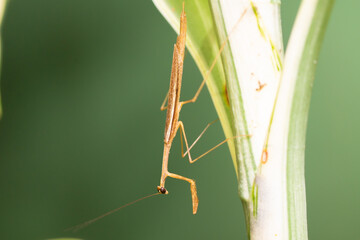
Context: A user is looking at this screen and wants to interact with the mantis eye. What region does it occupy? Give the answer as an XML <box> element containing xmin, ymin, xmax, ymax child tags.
<box><xmin>157</xmin><ymin>186</ymin><xmax>167</xmax><ymax>194</ymax></box>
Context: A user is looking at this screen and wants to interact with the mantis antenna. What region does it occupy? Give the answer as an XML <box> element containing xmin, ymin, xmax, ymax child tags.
<box><xmin>65</xmin><ymin>192</ymin><xmax>160</xmax><ymax>232</ymax></box>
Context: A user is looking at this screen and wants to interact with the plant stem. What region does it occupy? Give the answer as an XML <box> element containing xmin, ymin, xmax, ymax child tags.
<box><xmin>153</xmin><ymin>0</ymin><xmax>334</xmax><ymax>239</ymax></box>
<box><xmin>282</xmin><ymin>0</ymin><xmax>334</xmax><ymax>239</ymax></box>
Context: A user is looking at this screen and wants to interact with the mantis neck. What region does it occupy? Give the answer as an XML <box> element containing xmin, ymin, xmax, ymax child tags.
<box><xmin>160</xmin><ymin>143</ymin><xmax>171</xmax><ymax>187</ymax></box>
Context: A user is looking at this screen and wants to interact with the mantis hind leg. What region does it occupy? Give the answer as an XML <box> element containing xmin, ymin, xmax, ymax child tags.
<box><xmin>178</xmin><ymin>120</ymin><xmax>217</xmax><ymax>162</ymax></box>
<box><xmin>178</xmin><ymin>119</ymin><xmax>250</xmax><ymax>164</ymax></box>
<box><xmin>179</xmin><ymin>119</ymin><xmax>219</xmax><ymax>160</ymax></box>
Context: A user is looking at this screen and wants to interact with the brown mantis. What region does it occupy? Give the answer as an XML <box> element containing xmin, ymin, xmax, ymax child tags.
<box><xmin>66</xmin><ymin>3</ymin><xmax>248</xmax><ymax>231</ymax></box>
<box><xmin>156</xmin><ymin>3</ymin><xmax>249</xmax><ymax>214</ymax></box>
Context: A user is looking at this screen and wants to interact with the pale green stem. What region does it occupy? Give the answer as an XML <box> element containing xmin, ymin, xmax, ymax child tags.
<box><xmin>283</xmin><ymin>0</ymin><xmax>334</xmax><ymax>239</ymax></box>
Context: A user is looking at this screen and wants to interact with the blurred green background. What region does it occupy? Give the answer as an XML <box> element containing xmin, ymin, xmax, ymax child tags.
<box><xmin>0</xmin><ymin>0</ymin><xmax>358</xmax><ymax>239</ymax></box>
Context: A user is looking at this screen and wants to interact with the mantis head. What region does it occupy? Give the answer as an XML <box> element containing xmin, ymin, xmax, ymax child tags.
<box><xmin>157</xmin><ymin>186</ymin><xmax>168</xmax><ymax>194</ymax></box>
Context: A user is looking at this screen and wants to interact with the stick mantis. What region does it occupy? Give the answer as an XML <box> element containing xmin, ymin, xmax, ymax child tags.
<box><xmin>156</xmin><ymin>3</ymin><xmax>249</xmax><ymax>214</ymax></box>
<box><xmin>66</xmin><ymin>4</ymin><xmax>248</xmax><ymax>231</ymax></box>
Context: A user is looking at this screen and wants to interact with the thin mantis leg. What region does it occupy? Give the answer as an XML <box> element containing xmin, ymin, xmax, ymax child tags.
<box><xmin>181</xmin><ymin>8</ymin><xmax>249</xmax><ymax>106</ymax></box>
<box><xmin>179</xmin><ymin>119</ymin><xmax>219</xmax><ymax>158</ymax></box>
<box><xmin>179</xmin><ymin>69</ymin><xmax>212</xmax><ymax>106</ymax></box>
<box><xmin>178</xmin><ymin>120</ymin><xmax>251</xmax><ymax>164</ymax></box>
<box><xmin>183</xmin><ymin>119</ymin><xmax>220</xmax><ymax>157</ymax></box>
<box><xmin>179</xmin><ymin>29</ymin><xmax>231</xmax><ymax>106</ymax></box>
<box><xmin>165</xmin><ymin>172</ymin><xmax>198</xmax><ymax>214</ymax></box>
<box><xmin>177</xmin><ymin>121</ymin><xmax>192</xmax><ymax>161</ymax></box>
<box><xmin>160</xmin><ymin>90</ymin><xmax>169</xmax><ymax>111</ymax></box>
<box><xmin>186</xmin><ymin>135</ymin><xmax>249</xmax><ymax>164</ymax></box>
